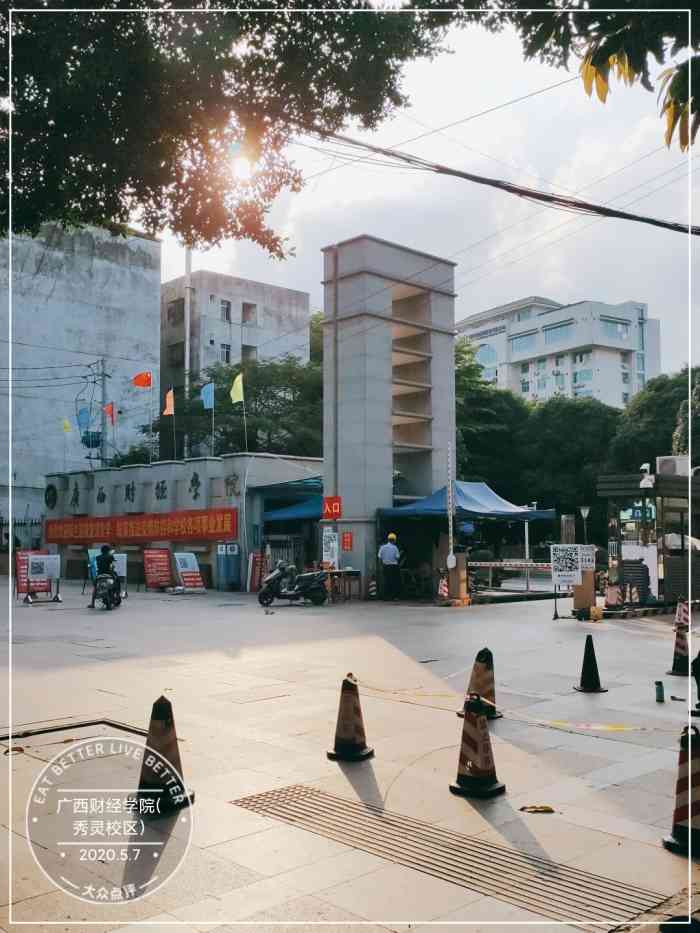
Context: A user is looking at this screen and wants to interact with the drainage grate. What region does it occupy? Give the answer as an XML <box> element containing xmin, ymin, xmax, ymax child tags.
<box><xmin>233</xmin><ymin>784</ymin><xmax>666</xmax><ymax>928</ymax></box>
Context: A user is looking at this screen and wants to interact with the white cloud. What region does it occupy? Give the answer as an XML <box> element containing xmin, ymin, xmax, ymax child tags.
<box><xmin>161</xmin><ymin>21</ymin><xmax>695</xmax><ymax>374</ymax></box>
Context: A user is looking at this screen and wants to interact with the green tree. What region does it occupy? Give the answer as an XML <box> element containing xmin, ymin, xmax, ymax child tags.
<box><xmin>309</xmin><ymin>312</ymin><xmax>324</xmax><ymax>366</ymax></box>
<box><xmin>154</xmin><ymin>355</ymin><xmax>323</xmax><ymax>460</ymax></box>
<box><xmin>608</xmin><ymin>368</ymin><xmax>696</xmax><ymax>471</ymax></box>
<box><xmin>518</xmin><ymin>395</ymin><xmax>620</xmax><ymax>544</ymax></box>
<box><xmin>2</xmin><ymin>6</ymin><xmax>452</xmax><ymax>247</ymax></box>
<box><xmin>671</xmin><ymin>371</ymin><xmax>700</xmax><ymax>465</ymax></box>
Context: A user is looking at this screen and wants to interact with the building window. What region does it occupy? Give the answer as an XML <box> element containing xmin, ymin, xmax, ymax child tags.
<box><xmin>637</xmin><ymin>352</ymin><xmax>645</xmax><ymax>371</ymax></box>
<box><xmin>220</xmin><ymin>300</ymin><xmax>232</xmax><ymax>322</ymax></box>
<box><xmin>573</xmin><ymin>369</ymin><xmax>593</xmax><ymax>384</ymax></box>
<box><xmin>521</xmin><ymin>380</ymin><xmax>530</xmax><ymax>394</ymax></box>
<box><xmin>544</xmin><ymin>321</ymin><xmax>574</xmax><ymax>345</ymax></box>
<box><xmin>554</xmin><ymin>373</ymin><xmax>565</xmax><ymax>389</ymax></box>
<box><xmin>573</xmin><ymin>386</ymin><xmax>593</xmax><ymax>398</ymax></box>
<box><xmin>209</xmin><ymin>294</ymin><xmax>216</xmax><ymax>304</ymax></box>
<box><xmin>220</xmin><ymin>343</ymin><xmax>231</xmax><ymax>363</ymax></box>
<box><xmin>536</xmin><ymin>358</ymin><xmax>546</xmax><ymax>371</ymax></box>
<box><xmin>622</xmin><ymin>392</ymin><xmax>630</xmax><ymax>405</ymax></box>
<box><xmin>621</xmin><ymin>371</ymin><xmax>630</xmax><ymax>384</ymax></box>
<box><xmin>167</xmin><ymin>342</ymin><xmax>184</xmax><ymax>366</ymax></box>
<box><xmin>554</xmin><ymin>355</ymin><xmax>564</xmax><ymax>367</ymax></box>
<box><xmin>537</xmin><ymin>376</ymin><xmax>548</xmax><ymax>391</ymax></box>
<box><xmin>242</xmin><ymin>302</ymin><xmax>258</xmax><ymax>325</ymax></box>
<box><xmin>166</xmin><ymin>299</ymin><xmax>184</xmax><ymax>326</ymax></box>
<box><xmin>516</xmin><ymin>309</ymin><xmax>531</xmax><ymax>322</ymax></box>
<box><xmin>476</xmin><ymin>344</ymin><xmax>497</xmax><ymax>366</ymax></box>
<box><xmin>601</xmin><ymin>317</ymin><xmax>631</xmax><ymax>340</ymax></box>
<box><xmin>482</xmin><ymin>367</ymin><xmax>497</xmax><ymax>383</ymax></box>
<box><xmin>520</xmin><ymin>362</ymin><xmax>529</xmax><ymax>374</ymax></box>
<box><xmin>242</xmin><ymin>345</ymin><xmax>257</xmax><ymax>363</ymax></box>
<box><xmin>510</xmin><ymin>333</ymin><xmax>536</xmax><ymax>354</ymax></box>
<box><xmin>573</xmin><ymin>351</ymin><xmax>590</xmax><ymax>365</ymax></box>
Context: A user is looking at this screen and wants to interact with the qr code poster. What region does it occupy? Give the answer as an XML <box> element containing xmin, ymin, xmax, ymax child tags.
<box><xmin>580</xmin><ymin>545</ymin><xmax>596</xmax><ymax>571</ymax></box>
<box><xmin>28</xmin><ymin>554</ymin><xmax>60</xmax><ymax>580</ymax></box>
<box><xmin>550</xmin><ymin>545</ymin><xmax>582</xmax><ymax>586</ymax></box>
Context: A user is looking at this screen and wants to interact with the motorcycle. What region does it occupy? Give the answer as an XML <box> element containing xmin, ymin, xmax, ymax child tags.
<box><xmin>258</xmin><ymin>560</ymin><xmax>328</xmax><ymax>607</ymax></box>
<box><xmin>95</xmin><ymin>573</ymin><xmax>122</xmax><ymax>610</ymax></box>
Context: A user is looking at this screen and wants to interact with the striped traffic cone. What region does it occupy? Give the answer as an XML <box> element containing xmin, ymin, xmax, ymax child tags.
<box><xmin>663</xmin><ymin>726</ymin><xmax>700</xmax><ymax>855</ymax></box>
<box><xmin>457</xmin><ymin>648</ymin><xmax>502</xmax><ymax>720</ymax></box>
<box><xmin>450</xmin><ymin>694</ymin><xmax>505</xmax><ymax>799</ymax></box>
<box><xmin>668</xmin><ymin>608</ymin><xmax>690</xmax><ymax>677</ymax></box>
<box><xmin>367</xmin><ymin>576</ymin><xmax>377</xmax><ymax>600</ymax></box>
<box><xmin>327</xmin><ymin>673</ymin><xmax>374</xmax><ymax>762</ymax></box>
<box><xmin>138</xmin><ymin>695</ymin><xmax>194</xmax><ymax>818</ymax></box>
<box><xmin>437</xmin><ymin>575</ymin><xmax>449</xmax><ymax>602</ymax></box>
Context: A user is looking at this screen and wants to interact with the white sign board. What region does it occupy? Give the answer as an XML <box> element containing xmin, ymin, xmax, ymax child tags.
<box><xmin>579</xmin><ymin>545</ymin><xmax>596</xmax><ymax>571</ymax></box>
<box><xmin>322</xmin><ymin>528</ymin><xmax>339</xmax><ymax>568</ymax></box>
<box><xmin>28</xmin><ymin>554</ymin><xmax>61</xmax><ymax>581</ymax></box>
<box><xmin>113</xmin><ymin>553</ymin><xmax>127</xmax><ymax>578</ymax></box>
<box><xmin>550</xmin><ymin>544</ymin><xmax>582</xmax><ymax>586</ymax></box>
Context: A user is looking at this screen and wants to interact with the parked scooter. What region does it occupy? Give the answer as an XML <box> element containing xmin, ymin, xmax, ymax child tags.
<box><xmin>258</xmin><ymin>560</ymin><xmax>328</xmax><ymax>607</ymax></box>
<box><xmin>94</xmin><ymin>573</ymin><xmax>122</xmax><ymax>610</ymax></box>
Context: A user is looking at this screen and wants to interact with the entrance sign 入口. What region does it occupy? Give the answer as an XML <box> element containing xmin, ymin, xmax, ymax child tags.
<box><xmin>550</xmin><ymin>544</ymin><xmax>583</xmax><ymax>586</ymax></box>
<box><xmin>323</xmin><ymin>496</ymin><xmax>342</xmax><ymax>520</ymax></box>
<box><xmin>143</xmin><ymin>548</ymin><xmax>173</xmax><ymax>589</ymax></box>
<box><xmin>322</xmin><ymin>527</ymin><xmax>339</xmax><ymax>568</ymax></box>
<box><xmin>174</xmin><ymin>552</ymin><xmax>205</xmax><ymax>590</ymax></box>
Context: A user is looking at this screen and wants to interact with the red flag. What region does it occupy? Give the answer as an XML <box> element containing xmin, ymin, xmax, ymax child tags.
<box><xmin>132</xmin><ymin>371</ymin><xmax>152</xmax><ymax>388</ymax></box>
<box><xmin>103</xmin><ymin>402</ymin><xmax>116</xmax><ymax>425</ymax></box>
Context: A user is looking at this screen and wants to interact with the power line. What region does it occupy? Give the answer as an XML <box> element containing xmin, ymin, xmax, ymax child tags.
<box><xmin>301</xmin><ymin>76</ymin><xmax>579</xmax><ymax>183</ymax></box>
<box><xmin>315</xmin><ymin>129</ymin><xmax>698</xmax><ymax>237</ymax></box>
<box><xmin>0</xmin><ymin>362</ymin><xmax>92</xmax><ymax>371</ymax></box>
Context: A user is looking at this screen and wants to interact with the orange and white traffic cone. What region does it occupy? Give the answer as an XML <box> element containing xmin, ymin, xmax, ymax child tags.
<box><xmin>457</xmin><ymin>648</ymin><xmax>502</xmax><ymax>720</ymax></box>
<box><xmin>368</xmin><ymin>577</ymin><xmax>377</xmax><ymax>600</ymax></box>
<box><xmin>605</xmin><ymin>583</ymin><xmax>622</xmax><ymax>609</ymax></box>
<box><xmin>450</xmin><ymin>694</ymin><xmax>505</xmax><ymax>799</ymax></box>
<box><xmin>668</xmin><ymin>610</ymin><xmax>690</xmax><ymax>677</ymax></box>
<box><xmin>437</xmin><ymin>575</ymin><xmax>449</xmax><ymax>602</ymax></box>
<box><xmin>663</xmin><ymin>726</ymin><xmax>700</xmax><ymax>855</ymax></box>
<box><xmin>327</xmin><ymin>673</ymin><xmax>374</xmax><ymax>762</ymax></box>
<box><xmin>138</xmin><ymin>695</ymin><xmax>194</xmax><ymax>818</ymax></box>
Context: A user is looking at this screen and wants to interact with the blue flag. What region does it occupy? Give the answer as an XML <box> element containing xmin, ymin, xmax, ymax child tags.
<box><xmin>200</xmin><ymin>382</ymin><xmax>214</xmax><ymax>410</ymax></box>
<box><xmin>76</xmin><ymin>407</ymin><xmax>90</xmax><ymax>431</ymax></box>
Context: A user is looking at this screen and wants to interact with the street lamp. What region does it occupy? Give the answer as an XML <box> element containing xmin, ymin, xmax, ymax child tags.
<box><xmin>579</xmin><ymin>505</ymin><xmax>590</xmax><ymax>545</ymax></box>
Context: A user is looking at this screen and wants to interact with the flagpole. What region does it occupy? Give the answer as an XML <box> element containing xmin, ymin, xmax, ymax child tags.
<box><xmin>241</xmin><ymin>395</ymin><xmax>249</xmax><ymax>453</ymax></box>
<box><xmin>149</xmin><ymin>381</ymin><xmax>154</xmax><ymax>463</ymax></box>
<box><xmin>171</xmin><ymin>386</ymin><xmax>177</xmax><ymax>459</ymax></box>
<box><xmin>211</xmin><ymin>402</ymin><xmax>215</xmax><ymax>456</ymax></box>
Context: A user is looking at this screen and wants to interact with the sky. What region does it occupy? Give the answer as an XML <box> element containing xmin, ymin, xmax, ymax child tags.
<box><xmin>161</xmin><ymin>22</ymin><xmax>697</xmax><ymax>376</ymax></box>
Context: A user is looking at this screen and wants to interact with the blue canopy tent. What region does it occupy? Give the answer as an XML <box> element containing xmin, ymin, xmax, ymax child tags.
<box><xmin>263</xmin><ymin>495</ymin><xmax>323</xmax><ymax>522</ymax></box>
<box><xmin>379</xmin><ymin>482</ymin><xmax>555</xmax><ymax>522</ymax></box>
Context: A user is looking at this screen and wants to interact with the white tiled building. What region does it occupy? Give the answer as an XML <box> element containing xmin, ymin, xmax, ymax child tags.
<box><xmin>456</xmin><ymin>296</ymin><xmax>660</xmax><ymax>408</ymax></box>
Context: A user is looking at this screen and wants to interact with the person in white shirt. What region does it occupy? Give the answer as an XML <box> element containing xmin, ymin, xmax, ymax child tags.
<box><xmin>378</xmin><ymin>533</ymin><xmax>401</xmax><ymax>601</ymax></box>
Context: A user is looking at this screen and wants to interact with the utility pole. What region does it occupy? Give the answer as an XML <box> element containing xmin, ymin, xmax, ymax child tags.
<box><xmin>183</xmin><ymin>245</ymin><xmax>192</xmax><ymax>459</ymax></box>
<box><xmin>99</xmin><ymin>358</ymin><xmax>107</xmax><ymax>467</ymax></box>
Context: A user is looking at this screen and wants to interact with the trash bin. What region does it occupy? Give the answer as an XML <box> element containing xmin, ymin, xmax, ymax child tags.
<box><xmin>216</xmin><ymin>542</ymin><xmax>241</xmax><ymax>591</ymax></box>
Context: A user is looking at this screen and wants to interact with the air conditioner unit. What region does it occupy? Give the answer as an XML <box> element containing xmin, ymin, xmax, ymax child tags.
<box><xmin>656</xmin><ymin>455</ymin><xmax>690</xmax><ymax>477</ymax></box>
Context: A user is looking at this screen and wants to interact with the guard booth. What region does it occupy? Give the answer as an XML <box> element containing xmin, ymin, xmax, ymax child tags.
<box><xmin>597</xmin><ymin>458</ymin><xmax>700</xmax><ymax>603</ymax></box>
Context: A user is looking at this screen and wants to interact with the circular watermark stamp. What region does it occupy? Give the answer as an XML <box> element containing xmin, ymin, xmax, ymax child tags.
<box><xmin>26</xmin><ymin>735</ymin><xmax>193</xmax><ymax>904</ymax></box>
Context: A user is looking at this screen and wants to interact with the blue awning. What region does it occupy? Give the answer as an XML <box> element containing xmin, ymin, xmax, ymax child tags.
<box><xmin>263</xmin><ymin>495</ymin><xmax>322</xmax><ymax>522</ymax></box>
<box><xmin>379</xmin><ymin>482</ymin><xmax>555</xmax><ymax>522</ymax></box>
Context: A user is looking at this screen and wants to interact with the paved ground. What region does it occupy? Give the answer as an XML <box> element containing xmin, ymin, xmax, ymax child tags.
<box><xmin>0</xmin><ymin>580</ymin><xmax>697</xmax><ymax>931</ymax></box>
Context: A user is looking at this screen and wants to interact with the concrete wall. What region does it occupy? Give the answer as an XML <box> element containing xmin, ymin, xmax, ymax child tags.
<box><xmin>0</xmin><ymin>224</ymin><xmax>161</xmax><ymax>523</ymax></box>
